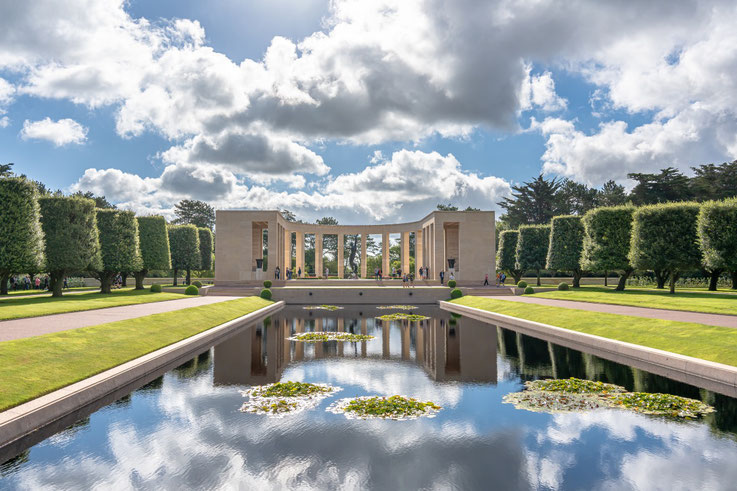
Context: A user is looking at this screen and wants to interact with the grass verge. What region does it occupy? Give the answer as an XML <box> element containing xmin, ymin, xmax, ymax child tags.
<box><xmin>451</xmin><ymin>296</ymin><xmax>737</xmax><ymax>367</ymax></box>
<box><xmin>0</xmin><ymin>296</ymin><xmax>272</xmax><ymax>411</ymax></box>
<box><xmin>1</xmin><ymin>286</ymin><xmax>100</xmax><ymax>298</ymax></box>
<box><xmin>0</xmin><ymin>289</ymin><xmax>187</xmax><ymax>321</ymax></box>
<box><xmin>531</xmin><ymin>286</ymin><xmax>737</xmax><ymax>315</ymax></box>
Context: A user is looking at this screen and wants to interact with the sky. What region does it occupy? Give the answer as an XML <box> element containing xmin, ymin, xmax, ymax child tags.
<box><xmin>1</xmin><ymin>0</ymin><xmax>736</xmax><ymax>224</ymax></box>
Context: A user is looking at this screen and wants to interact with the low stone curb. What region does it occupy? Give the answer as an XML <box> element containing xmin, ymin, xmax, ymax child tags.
<box><xmin>440</xmin><ymin>300</ymin><xmax>737</xmax><ymax>398</ymax></box>
<box><xmin>0</xmin><ymin>301</ymin><xmax>284</xmax><ymax>451</ymax></box>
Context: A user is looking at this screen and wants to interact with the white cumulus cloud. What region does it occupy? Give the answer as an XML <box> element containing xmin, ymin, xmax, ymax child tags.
<box><xmin>20</xmin><ymin>117</ymin><xmax>88</xmax><ymax>146</ymax></box>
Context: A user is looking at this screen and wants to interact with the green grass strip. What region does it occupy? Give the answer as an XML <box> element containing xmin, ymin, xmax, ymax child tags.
<box><xmin>0</xmin><ymin>296</ymin><xmax>272</xmax><ymax>411</ymax></box>
<box><xmin>1</xmin><ymin>286</ymin><xmax>100</xmax><ymax>298</ymax></box>
<box><xmin>451</xmin><ymin>296</ymin><xmax>737</xmax><ymax>367</ymax></box>
<box><xmin>532</xmin><ymin>286</ymin><xmax>737</xmax><ymax>315</ymax></box>
<box><xmin>0</xmin><ymin>289</ymin><xmax>188</xmax><ymax>321</ymax></box>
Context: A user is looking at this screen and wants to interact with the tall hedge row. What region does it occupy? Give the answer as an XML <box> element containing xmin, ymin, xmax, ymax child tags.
<box><xmin>0</xmin><ymin>178</ymin><xmax>45</xmax><ymax>294</ymax></box>
<box><xmin>581</xmin><ymin>205</ymin><xmax>634</xmax><ymax>291</ymax></box>
<box><xmin>629</xmin><ymin>202</ymin><xmax>701</xmax><ymax>293</ymax></box>
<box><xmin>39</xmin><ymin>196</ymin><xmax>102</xmax><ymax>297</ymax></box>
<box><xmin>546</xmin><ymin>215</ymin><xmax>584</xmax><ymax>287</ymax></box>
<box><xmin>168</xmin><ymin>224</ymin><xmax>200</xmax><ymax>285</ymax></box>
<box><xmin>198</xmin><ymin>227</ymin><xmax>213</xmax><ymax>271</ymax></box>
<box><xmin>94</xmin><ymin>209</ymin><xmax>143</xmax><ymax>293</ymax></box>
<box><xmin>516</xmin><ymin>224</ymin><xmax>550</xmax><ymax>286</ymax></box>
<box><xmin>135</xmin><ymin>216</ymin><xmax>172</xmax><ymax>289</ymax></box>
<box><xmin>698</xmin><ymin>199</ymin><xmax>737</xmax><ymax>290</ymax></box>
<box><xmin>497</xmin><ymin>230</ymin><xmax>524</xmax><ymax>282</ymax></box>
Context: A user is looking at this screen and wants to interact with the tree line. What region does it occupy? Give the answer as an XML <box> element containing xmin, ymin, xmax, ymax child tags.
<box><xmin>0</xmin><ymin>172</ymin><xmax>215</xmax><ymax>296</ymax></box>
<box><xmin>497</xmin><ymin>199</ymin><xmax>737</xmax><ymax>293</ymax></box>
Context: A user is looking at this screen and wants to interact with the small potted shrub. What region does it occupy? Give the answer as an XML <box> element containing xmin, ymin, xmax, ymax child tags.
<box><xmin>517</xmin><ymin>280</ymin><xmax>528</xmax><ymax>289</ymax></box>
<box><xmin>447</xmin><ymin>279</ymin><xmax>457</xmax><ymax>288</ymax></box>
<box><xmin>264</xmin><ymin>280</ymin><xmax>272</xmax><ymax>288</ymax></box>
<box><xmin>523</xmin><ymin>286</ymin><xmax>534</xmax><ymax>294</ymax></box>
<box><xmin>557</xmin><ymin>282</ymin><xmax>569</xmax><ymax>291</ymax></box>
<box><xmin>450</xmin><ymin>288</ymin><xmax>463</xmax><ymax>299</ymax></box>
<box><xmin>150</xmin><ymin>283</ymin><xmax>162</xmax><ymax>293</ymax></box>
<box><xmin>185</xmin><ymin>285</ymin><xmax>199</xmax><ymax>295</ymax></box>
<box><xmin>193</xmin><ymin>280</ymin><xmax>203</xmax><ymax>288</ymax></box>
<box><xmin>260</xmin><ymin>288</ymin><xmax>272</xmax><ymax>300</ymax></box>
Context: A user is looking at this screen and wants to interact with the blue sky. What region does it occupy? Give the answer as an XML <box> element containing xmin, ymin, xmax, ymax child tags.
<box><xmin>1</xmin><ymin>0</ymin><xmax>735</xmax><ymax>223</ymax></box>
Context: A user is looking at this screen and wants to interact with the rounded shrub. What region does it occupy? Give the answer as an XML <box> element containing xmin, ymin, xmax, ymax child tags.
<box><xmin>557</xmin><ymin>282</ymin><xmax>569</xmax><ymax>291</ymax></box>
<box><xmin>185</xmin><ymin>285</ymin><xmax>199</xmax><ymax>295</ymax></box>
<box><xmin>264</xmin><ymin>280</ymin><xmax>272</xmax><ymax>288</ymax></box>
<box><xmin>260</xmin><ymin>288</ymin><xmax>273</xmax><ymax>300</ymax></box>
<box><xmin>524</xmin><ymin>286</ymin><xmax>534</xmax><ymax>294</ymax></box>
<box><xmin>193</xmin><ymin>280</ymin><xmax>203</xmax><ymax>288</ymax></box>
<box><xmin>450</xmin><ymin>288</ymin><xmax>463</xmax><ymax>299</ymax></box>
<box><xmin>150</xmin><ymin>283</ymin><xmax>162</xmax><ymax>293</ymax></box>
<box><xmin>447</xmin><ymin>279</ymin><xmax>457</xmax><ymax>288</ymax></box>
<box><xmin>517</xmin><ymin>280</ymin><xmax>528</xmax><ymax>289</ymax></box>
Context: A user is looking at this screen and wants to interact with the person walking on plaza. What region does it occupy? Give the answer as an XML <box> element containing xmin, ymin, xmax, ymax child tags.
<box><xmin>298</xmin><ymin>267</ymin><xmax>302</xmax><ymax>278</ymax></box>
<box><xmin>500</xmin><ymin>272</ymin><xmax>506</xmax><ymax>286</ymax></box>
<box><xmin>34</xmin><ymin>276</ymin><xmax>40</xmax><ymax>289</ymax></box>
<box><xmin>484</xmin><ymin>273</ymin><xmax>489</xmax><ymax>286</ymax></box>
<box><xmin>409</xmin><ymin>272</ymin><xmax>414</xmax><ymax>288</ymax></box>
<box><xmin>439</xmin><ymin>271</ymin><xmax>445</xmax><ymax>285</ymax></box>
<box><xmin>275</xmin><ymin>266</ymin><xmax>280</xmax><ymax>280</ymax></box>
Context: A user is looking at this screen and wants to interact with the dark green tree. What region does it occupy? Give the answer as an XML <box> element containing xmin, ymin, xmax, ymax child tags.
<box><xmin>0</xmin><ymin>163</ymin><xmax>14</xmax><ymax>177</ymax></box>
<box><xmin>629</xmin><ymin>202</ymin><xmax>701</xmax><ymax>294</ymax></box>
<box><xmin>198</xmin><ymin>227</ymin><xmax>214</xmax><ymax>271</ymax></box>
<box><xmin>581</xmin><ymin>206</ymin><xmax>635</xmax><ymax>291</ymax></box>
<box><xmin>546</xmin><ymin>215</ymin><xmax>585</xmax><ymax>287</ymax></box>
<box><xmin>0</xmin><ymin>178</ymin><xmax>45</xmax><ymax>294</ymax></box>
<box><xmin>134</xmin><ymin>216</ymin><xmax>172</xmax><ymax>290</ymax></box>
<box><xmin>498</xmin><ymin>175</ymin><xmax>566</xmax><ymax>228</ymax></box>
<box><xmin>39</xmin><ymin>196</ymin><xmax>102</xmax><ymax>297</ymax></box>
<box><xmin>598</xmin><ymin>180</ymin><xmax>628</xmax><ymax>207</ymax></box>
<box><xmin>173</xmin><ymin>199</ymin><xmax>215</xmax><ymax>230</ymax></box>
<box><xmin>93</xmin><ymin>210</ymin><xmax>143</xmax><ymax>293</ymax></box>
<box><xmin>690</xmin><ymin>161</ymin><xmax>737</xmax><ymax>201</ymax></box>
<box><xmin>168</xmin><ymin>224</ymin><xmax>201</xmax><ymax>285</ymax></box>
<box><xmin>698</xmin><ymin>199</ymin><xmax>737</xmax><ymax>290</ymax></box>
<box><xmin>437</xmin><ymin>203</ymin><xmax>458</xmax><ymax>211</ymax></box>
<box><xmin>559</xmin><ymin>180</ymin><xmax>599</xmax><ymax>216</ymax></box>
<box><xmin>497</xmin><ymin>230</ymin><xmax>524</xmax><ymax>283</ymax></box>
<box><xmin>515</xmin><ymin>224</ymin><xmax>551</xmax><ymax>286</ymax></box>
<box><xmin>627</xmin><ymin>167</ymin><xmax>692</xmax><ymax>205</ymax></box>
<box><xmin>71</xmin><ymin>191</ymin><xmax>116</xmax><ymax>209</ymax></box>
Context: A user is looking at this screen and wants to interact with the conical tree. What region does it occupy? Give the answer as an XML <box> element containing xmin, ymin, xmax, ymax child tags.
<box><xmin>168</xmin><ymin>224</ymin><xmax>200</xmax><ymax>286</ymax></box>
<box><xmin>0</xmin><ymin>178</ymin><xmax>45</xmax><ymax>294</ymax></box>
<box><xmin>93</xmin><ymin>209</ymin><xmax>143</xmax><ymax>293</ymax></box>
<box><xmin>134</xmin><ymin>216</ymin><xmax>171</xmax><ymax>290</ymax></box>
<box><xmin>39</xmin><ymin>196</ymin><xmax>102</xmax><ymax>297</ymax></box>
<box><xmin>546</xmin><ymin>215</ymin><xmax>585</xmax><ymax>288</ymax></box>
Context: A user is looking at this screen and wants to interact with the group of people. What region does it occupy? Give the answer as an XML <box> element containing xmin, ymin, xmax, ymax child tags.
<box><xmin>7</xmin><ymin>275</ymin><xmax>70</xmax><ymax>291</ymax></box>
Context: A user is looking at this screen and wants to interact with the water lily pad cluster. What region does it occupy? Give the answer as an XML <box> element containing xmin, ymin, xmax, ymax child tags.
<box><xmin>288</xmin><ymin>331</ymin><xmax>375</xmax><ymax>342</ymax></box>
<box><xmin>327</xmin><ymin>395</ymin><xmax>442</xmax><ymax>420</ymax></box>
<box><xmin>376</xmin><ymin>305</ymin><xmax>419</xmax><ymax>310</ymax></box>
<box><xmin>240</xmin><ymin>382</ymin><xmax>341</xmax><ymax>417</ymax></box>
<box><xmin>376</xmin><ymin>313</ymin><xmax>430</xmax><ymax>322</ymax></box>
<box><xmin>303</xmin><ymin>305</ymin><xmax>343</xmax><ymax>311</ymax></box>
<box><xmin>503</xmin><ymin>377</ymin><xmax>715</xmax><ymax>419</ymax></box>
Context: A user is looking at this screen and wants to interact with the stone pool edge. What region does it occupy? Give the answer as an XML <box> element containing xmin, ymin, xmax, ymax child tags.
<box><xmin>0</xmin><ymin>300</ymin><xmax>285</xmax><ymax>450</ymax></box>
<box><xmin>440</xmin><ymin>300</ymin><xmax>737</xmax><ymax>398</ymax></box>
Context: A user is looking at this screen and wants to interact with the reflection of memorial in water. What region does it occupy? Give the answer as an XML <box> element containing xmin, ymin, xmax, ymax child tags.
<box><xmin>213</xmin><ymin>308</ymin><xmax>498</xmax><ymax>385</ymax></box>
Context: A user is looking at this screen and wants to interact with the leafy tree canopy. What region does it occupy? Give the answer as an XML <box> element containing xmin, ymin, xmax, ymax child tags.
<box><xmin>173</xmin><ymin>199</ymin><xmax>215</xmax><ymax>230</ymax></box>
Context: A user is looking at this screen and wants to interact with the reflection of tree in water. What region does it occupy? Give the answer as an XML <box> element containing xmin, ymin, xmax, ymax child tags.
<box><xmin>172</xmin><ymin>350</ymin><xmax>212</xmax><ymax>379</ymax></box>
<box><xmin>0</xmin><ymin>450</ymin><xmax>30</xmax><ymax>476</ymax></box>
<box><xmin>496</xmin><ymin>326</ymin><xmax>737</xmax><ymax>434</ymax></box>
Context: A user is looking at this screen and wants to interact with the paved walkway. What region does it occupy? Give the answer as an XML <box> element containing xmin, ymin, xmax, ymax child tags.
<box><xmin>0</xmin><ymin>296</ymin><xmax>234</xmax><ymax>342</ymax></box>
<box><xmin>492</xmin><ymin>296</ymin><xmax>737</xmax><ymax>329</ymax></box>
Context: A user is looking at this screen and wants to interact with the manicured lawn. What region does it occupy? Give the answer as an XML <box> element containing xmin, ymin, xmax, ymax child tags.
<box><xmin>531</xmin><ymin>286</ymin><xmax>737</xmax><ymax>315</ymax></box>
<box><xmin>451</xmin><ymin>296</ymin><xmax>737</xmax><ymax>367</ymax></box>
<box><xmin>0</xmin><ymin>289</ymin><xmax>187</xmax><ymax>321</ymax></box>
<box><xmin>0</xmin><ymin>296</ymin><xmax>272</xmax><ymax>411</ymax></box>
<box><xmin>1</xmin><ymin>286</ymin><xmax>100</xmax><ymax>297</ymax></box>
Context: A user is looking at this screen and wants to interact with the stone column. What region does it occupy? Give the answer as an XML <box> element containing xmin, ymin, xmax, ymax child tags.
<box><xmin>415</xmin><ymin>229</ymin><xmax>423</xmax><ymax>279</ymax></box>
<box><xmin>434</xmin><ymin>223</ymin><xmax>444</xmax><ymax>282</ymax></box>
<box><xmin>296</xmin><ymin>231</ymin><xmax>305</xmax><ymax>277</ymax></box>
<box><xmin>401</xmin><ymin>231</ymin><xmax>410</xmax><ymax>275</ymax></box>
<box><xmin>295</xmin><ymin>318</ymin><xmax>304</xmax><ymax>360</ymax></box>
<box><xmin>315</xmin><ymin>232</ymin><xmax>323</xmax><ymax>278</ymax></box>
<box><xmin>314</xmin><ymin>318</ymin><xmax>324</xmax><ymax>358</ymax></box>
<box><xmin>382</xmin><ymin>322</ymin><xmax>390</xmax><ymax>358</ymax></box>
<box><xmin>382</xmin><ymin>232</ymin><xmax>390</xmax><ymax>276</ymax></box>
<box><xmin>283</xmin><ymin>228</ymin><xmax>291</xmax><ymax>276</ymax></box>
<box><xmin>360</xmin><ymin>234</ymin><xmax>368</xmax><ymax>278</ymax></box>
<box><xmin>337</xmin><ymin>233</ymin><xmax>344</xmax><ymax>278</ymax></box>
<box><xmin>267</xmin><ymin>221</ymin><xmax>278</xmax><ymax>277</ymax></box>
<box><xmin>337</xmin><ymin>318</ymin><xmax>344</xmax><ymax>356</ymax></box>
<box><xmin>252</xmin><ymin>223</ymin><xmax>262</xmax><ymax>271</ymax></box>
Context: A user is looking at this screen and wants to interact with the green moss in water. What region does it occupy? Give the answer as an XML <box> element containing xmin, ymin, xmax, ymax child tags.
<box><xmin>248</xmin><ymin>381</ymin><xmax>332</xmax><ymax>398</ymax></box>
<box><xmin>329</xmin><ymin>395</ymin><xmax>442</xmax><ymax>420</ymax></box>
<box><xmin>376</xmin><ymin>305</ymin><xmax>419</xmax><ymax>310</ymax></box>
<box><xmin>303</xmin><ymin>305</ymin><xmax>343</xmax><ymax>311</ymax></box>
<box><xmin>289</xmin><ymin>331</ymin><xmax>375</xmax><ymax>342</ymax></box>
<box><xmin>376</xmin><ymin>313</ymin><xmax>430</xmax><ymax>321</ymax></box>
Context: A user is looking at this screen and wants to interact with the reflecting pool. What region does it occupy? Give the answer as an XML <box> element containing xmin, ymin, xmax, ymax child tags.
<box><xmin>2</xmin><ymin>305</ymin><xmax>737</xmax><ymax>489</ymax></box>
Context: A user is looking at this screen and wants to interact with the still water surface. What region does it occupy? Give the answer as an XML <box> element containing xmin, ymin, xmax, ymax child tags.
<box><xmin>2</xmin><ymin>305</ymin><xmax>737</xmax><ymax>490</ymax></box>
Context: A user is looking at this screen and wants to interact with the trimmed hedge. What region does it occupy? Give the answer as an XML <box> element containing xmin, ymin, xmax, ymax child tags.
<box><xmin>447</xmin><ymin>279</ymin><xmax>457</xmax><ymax>288</ymax></box>
<box><xmin>192</xmin><ymin>280</ymin><xmax>203</xmax><ymax>288</ymax></box>
<box><xmin>0</xmin><ymin>178</ymin><xmax>44</xmax><ymax>294</ymax></box>
<box><xmin>150</xmin><ymin>283</ymin><xmax>162</xmax><ymax>293</ymax></box>
<box><xmin>557</xmin><ymin>282</ymin><xmax>569</xmax><ymax>291</ymax></box>
<box><xmin>185</xmin><ymin>285</ymin><xmax>199</xmax><ymax>295</ymax></box>
<box><xmin>197</xmin><ymin>227</ymin><xmax>213</xmax><ymax>271</ymax></box>
<box><xmin>629</xmin><ymin>202</ymin><xmax>701</xmax><ymax>293</ymax></box>
<box><xmin>698</xmin><ymin>198</ymin><xmax>737</xmax><ymax>290</ymax></box>
<box><xmin>264</xmin><ymin>280</ymin><xmax>272</xmax><ymax>288</ymax></box>
<box><xmin>546</xmin><ymin>215</ymin><xmax>584</xmax><ymax>287</ymax></box>
<box><xmin>94</xmin><ymin>209</ymin><xmax>143</xmax><ymax>294</ymax></box>
<box><xmin>450</xmin><ymin>288</ymin><xmax>463</xmax><ymax>299</ymax></box>
<box><xmin>497</xmin><ymin>230</ymin><xmax>524</xmax><ymax>283</ymax></box>
<box><xmin>517</xmin><ymin>280</ymin><xmax>528</xmax><ymax>288</ymax></box>
<box><xmin>516</xmin><ymin>225</ymin><xmax>550</xmax><ymax>286</ymax></box>
<box><xmin>581</xmin><ymin>205</ymin><xmax>635</xmax><ymax>291</ymax></box>
<box><xmin>168</xmin><ymin>224</ymin><xmax>200</xmax><ymax>286</ymax></box>
<box><xmin>523</xmin><ymin>286</ymin><xmax>534</xmax><ymax>294</ymax></box>
<box><xmin>39</xmin><ymin>196</ymin><xmax>102</xmax><ymax>297</ymax></box>
<box><xmin>135</xmin><ymin>215</ymin><xmax>171</xmax><ymax>290</ymax></box>
<box><xmin>260</xmin><ymin>288</ymin><xmax>272</xmax><ymax>300</ymax></box>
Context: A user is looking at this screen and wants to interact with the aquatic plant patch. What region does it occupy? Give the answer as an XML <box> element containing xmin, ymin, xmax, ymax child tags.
<box><xmin>376</xmin><ymin>305</ymin><xmax>419</xmax><ymax>310</ymax></box>
<box><xmin>303</xmin><ymin>305</ymin><xmax>343</xmax><ymax>311</ymax></box>
<box><xmin>503</xmin><ymin>377</ymin><xmax>715</xmax><ymax>419</ymax></box>
<box><xmin>376</xmin><ymin>313</ymin><xmax>430</xmax><ymax>321</ymax></box>
<box><xmin>288</xmin><ymin>331</ymin><xmax>375</xmax><ymax>342</ymax></box>
<box><xmin>240</xmin><ymin>382</ymin><xmax>341</xmax><ymax>418</ymax></box>
<box><xmin>327</xmin><ymin>395</ymin><xmax>442</xmax><ymax>420</ymax></box>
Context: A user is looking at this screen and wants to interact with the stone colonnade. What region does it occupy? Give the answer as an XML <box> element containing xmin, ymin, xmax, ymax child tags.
<box><xmin>214</xmin><ymin>210</ymin><xmax>495</xmax><ymax>284</ymax></box>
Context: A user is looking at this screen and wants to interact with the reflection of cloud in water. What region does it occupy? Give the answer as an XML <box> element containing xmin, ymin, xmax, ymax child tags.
<box><xmin>286</xmin><ymin>358</ymin><xmax>464</xmax><ymax>407</ymax></box>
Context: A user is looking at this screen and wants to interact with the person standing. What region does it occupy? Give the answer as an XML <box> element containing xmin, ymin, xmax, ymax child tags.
<box><xmin>500</xmin><ymin>272</ymin><xmax>506</xmax><ymax>286</ymax></box>
<box><xmin>298</xmin><ymin>267</ymin><xmax>302</xmax><ymax>278</ymax></box>
<box><xmin>439</xmin><ymin>271</ymin><xmax>445</xmax><ymax>285</ymax></box>
<box><xmin>484</xmin><ymin>273</ymin><xmax>489</xmax><ymax>286</ymax></box>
